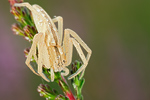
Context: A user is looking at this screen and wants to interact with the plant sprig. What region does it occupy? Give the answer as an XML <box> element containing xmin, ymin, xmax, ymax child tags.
<box><xmin>9</xmin><ymin>0</ymin><xmax>85</xmax><ymax>100</ymax></box>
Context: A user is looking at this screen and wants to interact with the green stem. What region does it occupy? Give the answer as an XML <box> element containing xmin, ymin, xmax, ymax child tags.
<box><xmin>43</xmin><ymin>69</ymin><xmax>76</xmax><ymax>100</ymax></box>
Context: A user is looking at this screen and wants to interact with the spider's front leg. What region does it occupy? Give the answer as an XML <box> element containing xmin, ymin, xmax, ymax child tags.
<box><xmin>37</xmin><ymin>33</ymin><xmax>54</xmax><ymax>82</ymax></box>
<box><xmin>63</xmin><ymin>29</ymin><xmax>92</xmax><ymax>80</ymax></box>
<box><xmin>25</xmin><ymin>33</ymin><xmax>43</xmax><ymax>76</ymax></box>
<box><xmin>37</xmin><ymin>44</ymin><xmax>51</xmax><ymax>82</ymax></box>
<box><xmin>26</xmin><ymin>32</ymin><xmax>51</xmax><ymax>82</ymax></box>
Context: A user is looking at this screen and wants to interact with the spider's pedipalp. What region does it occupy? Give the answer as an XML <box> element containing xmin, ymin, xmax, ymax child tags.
<box><xmin>61</xmin><ymin>67</ymin><xmax>69</xmax><ymax>76</ymax></box>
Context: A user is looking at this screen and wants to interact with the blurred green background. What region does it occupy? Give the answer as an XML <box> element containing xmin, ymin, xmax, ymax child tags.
<box><xmin>1</xmin><ymin>0</ymin><xmax>150</xmax><ymax>100</ymax></box>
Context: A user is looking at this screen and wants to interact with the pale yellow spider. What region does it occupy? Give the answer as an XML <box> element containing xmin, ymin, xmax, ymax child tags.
<box><xmin>14</xmin><ymin>2</ymin><xmax>92</xmax><ymax>82</ymax></box>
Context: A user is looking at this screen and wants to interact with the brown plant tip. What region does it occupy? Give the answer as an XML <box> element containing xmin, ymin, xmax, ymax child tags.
<box><xmin>23</xmin><ymin>26</ymin><xmax>30</xmax><ymax>34</ymax></box>
<box><xmin>12</xmin><ymin>23</ymin><xmax>24</xmax><ymax>35</ymax></box>
<box><xmin>31</xmin><ymin>26</ymin><xmax>37</xmax><ymax>33</ymax></box>
<box><xmin>24</xmin><ymin>48</ymin><xmax>30</xmax><ymax>58</ymax></box>
<box><xmin>22</xmin><ymin>10</ymin><xmax>25</xmax><ymax>16</ymax></box>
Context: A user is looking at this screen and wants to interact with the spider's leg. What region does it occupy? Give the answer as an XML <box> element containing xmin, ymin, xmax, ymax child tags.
<box><xmin>43</xmin><ymin>48</ymin><xmax>55</xmax><ymax>82</ymax></box>
<box><xmin>63</xmin><ymin>29</ymin><xmax>92</xmax><ymax>80</ymax></box>
<box><xmin>51</xmin><ymin>67</ymin><xmax>54</xmax><ymax>82</ymax></box>
<box><xmin>14</xmin><ymin>3</ymin><xmax>37</xmax><ymax>12</ymax></box>
<box><xmin>45</xmin><ymin>46</ymin><xmax>57</xmax><ymax>82</ymax></box>
<box><xmin>42</xmin><ymin>42</ymin><xmax>51</xmax><ymax>70</ymax></box>
<box><xmin>63</xmin><ymin>29</ymin><xmax>73</xmax><ymax>66</ymax></box>
<box><xmin>38</xmin><ymin>37</ymin><xmax>57</xmax><ymax>82</ymax></box>
<box><xmin>71</xmin><ymin>39</ymin><xmax>87</xmax><ymax>79</ymax></box>
<box><xmin>25</xmin><ymin>33</ymin><xmax>43</xmax><ymax>76</ymax></box>
<box><xmin>52</xmin><ymin>16</ymin><xmax>63</xmax><ymax>45</ymax></box>
<box><xmin>38</xmin><ymin>43</ymin><xmax>50</xmax><ymax>82</ymax></box>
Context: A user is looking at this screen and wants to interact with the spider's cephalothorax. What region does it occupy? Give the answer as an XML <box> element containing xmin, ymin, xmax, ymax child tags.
<box><xmin>14</xmin><ymin>2</ymin><xmax>92</xmax><ymax>82</ymax></box>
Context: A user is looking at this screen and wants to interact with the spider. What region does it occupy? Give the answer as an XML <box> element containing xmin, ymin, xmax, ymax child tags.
<box><xmin>14</xmin><ymin>2</ymin><xmax>92</xmax><ymax>82</ymax></box>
